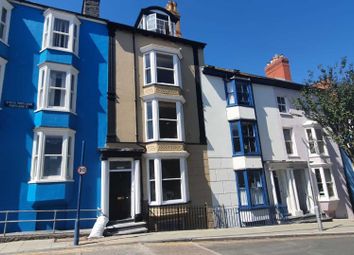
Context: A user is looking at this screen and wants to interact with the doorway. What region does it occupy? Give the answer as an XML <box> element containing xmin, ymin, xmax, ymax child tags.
<box><xmin>294</xmin><ymin>169</ymin><xmax>309</xmax><ymax>214</ymax></box>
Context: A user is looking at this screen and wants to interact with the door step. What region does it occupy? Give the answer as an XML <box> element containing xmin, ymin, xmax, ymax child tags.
<box><xmin>288</xmin><ymin>214</ymin><xmax>333</xmax><ymax>224</ymax></box>
<box><xmin>104</xmin><ymin>220</ymin><xmax>147</xmax><ymax>236</ymax></box>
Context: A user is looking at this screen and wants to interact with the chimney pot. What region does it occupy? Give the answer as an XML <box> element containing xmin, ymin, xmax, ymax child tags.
<box><xmin>82</xmin><ymin>0</ymin><xmax>100</xmax><ymax>18</ymax></box>
<box><xmin>265</xmin><ymin>54</ymin><xmax>292</xmax><ymax>81</ymax></box>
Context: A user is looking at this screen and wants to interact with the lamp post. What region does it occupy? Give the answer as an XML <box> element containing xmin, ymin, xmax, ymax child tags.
<box><xmin>74</xmin><ymin>141</ymin><xmax>87</xmax><ymax>246</ymax></box>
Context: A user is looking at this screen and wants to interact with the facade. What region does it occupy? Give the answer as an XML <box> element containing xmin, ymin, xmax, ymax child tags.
<box><xmin>100</xmin><ymin>3</ymin><xmax>212</xmax><ymax>223</ymax></box>
<box><xmin>201</xmin><ymin>55</ymin><xmax>353</xmax><ymax>224</ymax></box>
<box><xmin>0</xmin><ymin>0</ymin><xmax>108</xmax><ymax>232</ymax></box>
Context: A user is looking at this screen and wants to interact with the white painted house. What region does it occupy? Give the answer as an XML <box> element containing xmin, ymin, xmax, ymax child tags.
<box><xmin>201</xmin><ymin>55</ymin><xmax>353</xmax><ymax>224</ymax></box>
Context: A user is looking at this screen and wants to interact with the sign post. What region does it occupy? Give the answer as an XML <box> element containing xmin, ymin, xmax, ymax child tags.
<box><xmin>74</xmin><ymin>141</ymin><xmax>87</xmax><ymax>246</ymax></box>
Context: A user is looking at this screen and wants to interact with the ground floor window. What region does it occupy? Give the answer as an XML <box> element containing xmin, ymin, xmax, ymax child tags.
<box><xmin>30</xmin><ymin>128</ymin><xmax>75</xmax><ymax>182</ymax></box>
<box><xmin>236</xmin><ymin>169</ymin><xmax>267</xmax><ymax>208</ymax></box>
<box><xmin>147</xmin><ymin>157</ymin><xmax>188</xmax><ymax>205</ymax></box>
<box><xmin>313</xmin><ymin>167</ymin><xmax>337</xmax><ymax>200</ymax></box>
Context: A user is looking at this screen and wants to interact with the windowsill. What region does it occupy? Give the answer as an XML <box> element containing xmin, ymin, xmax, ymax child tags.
<box><xmin>318</xmin><ymin>197</ymin><xmax>339</xmax><ymax>202</ymax></box>
<box><xmin>34</xmin><ymin>108</ymin><xmax>77</xmax><ymax>115</ymax></box>
<box><xmin>226</xmin><ymin>104</ymin><xmax>254</xmax><ymax>108</ymax></box>
<box><xmin>145</xmin><ymin>140</ymin><xmax>184</xmax><ymax>144</ymax></box>
<box><xmin>149</xmin><ymin>199</ymin><xmax>188</xmax><ymax>206</ymax></box>
<box><xmin>28</xmin><ymin>179</ymin><xmax>74</xmax><ymax>184</ymax></box>
<box><xmin>280</xmin><ymin>112</ymin><xmax>293</xmax><ymax>117</ymax></box>
<box><xmin>143</xmin><ymin>83</ymin><xmax>181</xmax><ymax>88</ymax></box>
<box><xmin>40</xmin><ymin>47</ymin><xmax>79</xmax><ymax>58</ymax></box>
<box><xmin>232</xmin><ymin>153</ymin><xmax>261</xmax><ymax>157</ymax></box>
<box><xmin>288</xmin><ymin>155</ymin><xmax>300</xmax><ymax>159</ymax></box>
<box><xmin>308</xmin><ymin>153</ymin><xmax>330</xmax><ymax>158</ymax></box>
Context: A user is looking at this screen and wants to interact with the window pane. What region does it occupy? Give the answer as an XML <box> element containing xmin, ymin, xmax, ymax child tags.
<box><xmin>150</xmin><ymin>180</ymin><xmax>156</xmax><ymax>202</ymax></box>
<box><xmin>236</xmin><ymin>81</ymin><xmax>250</xmax><ymax>105</ymax></box>
<box><xmin>315</xmin><ymin>169</ymin><xmax>325</xmax><ymax>196</ymax></box>
<box><xmin>147</xmin><ymin>102</ymin><xmax>153</xmax><ymax>119</ymax></box>
<box><xmin>50</xmin><ymin>71</ymin><xmax>66</xmax><ymax>88</ymax></box>
<box><xmin>157</xmin><ymin>69</ymin><xmax>174</xmax><ymax>84</ymax></box>
<box><xmin>156</xmin><ymin>53</ymin><xmax>174</xmax><ymax>69</ymax></box>
<box><xmin>159</xmin><ymin>120</ymin><xmax>177</xmax><ymax>138</ymax></box>
<box><xmin>147</xmin><ymin>120</ymin><xmax>153</xmax><ymax>139</ymax></box>
<box><xmin>231</xmin><ymin>123</ymin><xmax>241</xmax><ymax>153</ymax></box>
<box><xmin>1</xmin><ymin>8</ymin><xmax>7</xmax><ymax>23</ymax></box>
<box><xmin>110</xmin><ymin>161</ymin><xmax>132</xmax><ymax>170</ymax></box>
<box><xmin>283</xmin><ymin>129</ymin><xmax>291</xmax><ymax>140</ymax></box>
<box><xmin>149</xmin><ymin>160</ymin><xmax>155</xmax><ymax>179</ymax></box>
<box><xmin>159</xmin><ymin>102</ymin><xmax>177</xmax><ymax>119</ymax></box>
<box><xmin>145</xmin><ymin>69</ymin><xmax>151</xmax><ymax>84</ymax></box>
<box><xmin>54</xmin><ymin>18</ymin><xmax>69</xmax><ymax>33</ymax></box>
<box><xmin>242</xmin><ymin>122</ymin><xmax>257</xmax><ymax>153</ymax></box>
<box><xmin>145</xmin><ymin>53</ymin><xmax>151</xmax><ymax>68</ymax></box>
<box><xmin>48</xmin><ymin>89</ymin><xmax>65</xmax><ymax>107</ymax></box>
<box><xmin>45</xmin><ymin>136</ymin><xmax>63</xmax><ymax>154</ymax></box>
<box><xmin>237</xmin><ymin>172</ymin><xmax>248</xmax><ymax>206</ymax></box>
<box><xmin>161</xmin><ymin>159</ymin><xmax>180</xmax><ymax>179</ymax></box>
<box><xmin>43</xmin><ymin>156</ymin><xmax>62</xmax><ymax>177</ymax></box>
<box><xmin>249</xmin><ymin>171</ymin><xmax>264</xmax><ymax>206</ymax></box>
<box><xmin>324</xmin><ymin>168</ymin><xmax>334</xmax><ymax>197</ymax></box>
<box><xmin>0</xmin><ymin>24</ymin><xmax>4</xmax><ymax>39</ymax></box>
<box><xmin>162</xmin><ymin>180</ymin><xmax>181</xmax><ymax>201</ymax></box>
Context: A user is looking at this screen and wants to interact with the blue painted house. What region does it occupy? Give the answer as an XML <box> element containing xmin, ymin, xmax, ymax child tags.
<box><xmin>0</xmin><ymin>0</ymin><xmax>108</xmax><ymax>232</ymax></box>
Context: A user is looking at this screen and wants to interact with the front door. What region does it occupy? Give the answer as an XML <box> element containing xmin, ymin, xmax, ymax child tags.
<box><xmin>294</xmin><ymin>169</ymin><xmax>309</xmax><ymax>214</ymax></box>
<box><xmin>109</xmin><ymin>171</ymin><xmax>131</xmax><ymax>221</ymax></box>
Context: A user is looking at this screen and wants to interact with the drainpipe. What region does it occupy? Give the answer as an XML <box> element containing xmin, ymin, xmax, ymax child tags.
<box><xmin>132</xmin><ymin>32</ymin><xmax>139</xmax><ymax>142</ymax></box>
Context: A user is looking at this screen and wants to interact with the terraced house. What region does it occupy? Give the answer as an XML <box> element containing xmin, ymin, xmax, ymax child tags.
<box><xmin>0</xmin><ymin>0</ymin><xmax>109</xmax><ymax>232</ymax></box>
<box><xmin>201</xmin><ymin>55</ymin><xmax>354</xmax><ymax>227</ymax></box>
<box><xmin>102</xmin><ymin>2</ymin><xmax>212</xmax><ymax>231</ymax></box>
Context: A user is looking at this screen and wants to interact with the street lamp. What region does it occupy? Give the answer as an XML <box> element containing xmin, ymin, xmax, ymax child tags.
<box><xmin>307</xmin><ymin>160</ymin><xmax>323</xmax><ymax>231</ymax></box>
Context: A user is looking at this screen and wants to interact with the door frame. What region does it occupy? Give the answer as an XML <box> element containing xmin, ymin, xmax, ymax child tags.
<box><xmin>107</xmin><ymin>158</ymin><xmax>135</xmax><ymax>220</ymax></box>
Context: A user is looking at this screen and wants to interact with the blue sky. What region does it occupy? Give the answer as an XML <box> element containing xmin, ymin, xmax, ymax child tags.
<box><xmin>29</xmin><ymin>0</ymin><xmax>354</xmax><ymax>83</ymax></box>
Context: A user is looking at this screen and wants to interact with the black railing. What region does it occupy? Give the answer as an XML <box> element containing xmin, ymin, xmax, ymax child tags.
<box><xmin>143</xmin><ymin>203</ymin><xmax>208</xmax><ymax>232</ymax></box>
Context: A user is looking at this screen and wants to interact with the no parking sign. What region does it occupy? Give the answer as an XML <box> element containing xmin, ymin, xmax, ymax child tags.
<box><xmin>77</xmin><ymin>166</ymin><xmax>87</xmax><ymax>175</ymax></box>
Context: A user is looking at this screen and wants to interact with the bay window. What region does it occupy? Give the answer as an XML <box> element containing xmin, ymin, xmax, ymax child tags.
<box><xmin>225</xmin><ymin>79</ymin><xmax>252</xmax><ymax>106</ymax></box>
<box><xmin>145</xmin><ymin>99</ymin><xmax>184</xmax><ymax>142</ymax></box>
<box><xmin>147</xmin><ymin>157</ymin><xmax>188</xmax><ymax>205</ymax></box>
<box><xmin>30</xmin><ymin>128</ymin><xmax>75</xmax><ymax>182</ymax></box>
<box><xmin>230</xmin><ymin>121</ymin><xmax>259</xmax><ymax>155</ymax></box>
<box><xmin>37</xmin><ymin>63</ymin><xmax>78</xmax><ymax>112</ymax></box>
<box><xmin>306</xmin><ymin>127</ymin><xmax>327</xmax><ymax>155</ymax></box>
<box><xmin>0</xmin><ymin>0</ymin><xmax>12</xmax><ymax>44</ymax></box>
<box><xmin>143</xmin><ymin>50</ymin><xmax>181</xmax><ymax>87</ymax></box>
<box><xmin>313</xmin><ymin>167</ymin><xmax>337</xmax><ymax>200</ymax></box>
<box><xmin>0</xmin><ymin>57</ymin><xmax>7</xmax><ymax>106</ymax></box>
<box><xmin>42</xmin><ymin>9</ymin><xmax>80</xmax><ymax>54</ymax></box>
<box><xmin>236</xmin><ymin>170</ymin><xmax>267</xmax><ymax>208</ymax></box>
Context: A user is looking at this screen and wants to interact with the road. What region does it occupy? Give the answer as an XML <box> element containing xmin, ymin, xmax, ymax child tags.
<box><xmin>23</xmin><ymin>235</ymin><xmax>354</xmax><ymax>255</ymax></box>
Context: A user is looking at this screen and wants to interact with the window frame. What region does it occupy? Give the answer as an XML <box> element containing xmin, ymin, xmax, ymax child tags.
<box><xmin>30</xmin><ymin>128</ymin><xmax>75</xmax><ymax>183</ymax></box>
<box><xmin>276</xmin><ymin>96</ymin><xmax>288</xmax><ymax>113</ymax></box>
<box><xmin>147</xmin><ymin>157</ymin><xmax>188</xmax><ymax>206</ymax></box>
<box><xmin>144</xmin><ymin>99</ymin><xmax>184</xmax><ymax>142</ymax></box>
<box><xmin>143</xmin><ymin>50</ymin><xmax>181</xmax><ymax>87</ymax></box>
<box><xmin>305</xmin><ymin>127</ymin><xmax>328</xmax><ymax>156</ymax></box>
<box><xmin>282</xmin><ymin>127</ymin><xmax>297</xmax><ymax>156</ymax></box>
<box><xmin>0</xmin><ymin>56</ymin><xmax>7</xmax><ymax>108</ymax></box>
<box><xmin>144</xmin><ymin>13</ymin><xmax>176</xmax><ymax>36</ymax></box>
<box><xmin>36</xmin><ymin>62</ymin><xmax>78</xmax><ymax>113</ymax></box>
<box><xmin>224</xmin><ymin>79</ymin><xmax>253</xmax><ymax>107</ymax></box>
<box><xmin>0</xmin><ymin>0</ymin><xmax>12</xmax><ymax>45</ymax></box>
<box><xmin>236</xmin><ymin>169</ymin><xmax>268</xmax><ymax>209</ymax></box>
<box><xmin>41</xmin><ymin>9</ymin><xmax>80</xmax><ymax>55</ymax></box>
<box><xmin>312</xmin><ymin>166</ymin><xmax>338</xmax><ymax>201</ymax></box>
<box><xmin>230</xmin><ymin>120</ymin><xmax>260</xmax><ymax>156</ymax></box>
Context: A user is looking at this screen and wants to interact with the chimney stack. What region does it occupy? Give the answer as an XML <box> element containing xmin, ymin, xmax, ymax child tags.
<box><xmin>265</xmin><ymin>54</ymin><xmax>292</xmax><ymax>81</ymax></box>
<box><xmin>82</xmin><ymin>0</ymin><xmax>100</xmax><ymax>18</ymax></box>
<box><xmin>165</xmin><ymin>1</ymin><xmax>181</xmax><ymax>37</ymax></box>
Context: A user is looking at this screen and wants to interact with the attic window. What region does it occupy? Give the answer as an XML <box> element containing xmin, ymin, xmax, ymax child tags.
<box><xmin>140</xmin><ymin>13</ymin><xmax>176</xmax><ymax>36</ymax></box>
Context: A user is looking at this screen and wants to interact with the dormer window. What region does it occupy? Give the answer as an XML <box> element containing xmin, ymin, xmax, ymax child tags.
<box><xmin>42</xmin><ymin>9</ymin><xmax>80</xmax><ymax>54</ymax></box>
<box><xmin>139</xmin><ymin>13</ymin><xmax>176</xmax><ymax>36</ymax></box>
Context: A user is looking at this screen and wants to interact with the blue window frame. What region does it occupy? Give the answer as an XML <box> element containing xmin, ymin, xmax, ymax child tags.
<box><xmin>225</xmin><ymin>79</ymin><xmax>253</xmax><ymax>106</ymax></box>
<box><xmin>236</xmin><ymin>170</ymin><xmax>268</xmax><ymax>209</ymax></box>
<box><xmin>230</xmin><ymin>121</ymin><xmax>260</xmax><ymax>156</ymax></box>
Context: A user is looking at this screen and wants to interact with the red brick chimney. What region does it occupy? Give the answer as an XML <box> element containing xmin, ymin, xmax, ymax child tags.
<box><xmin>265</xmin><ymin>54</ymin><xmax>292</xmax><ymax>81</ymax></box>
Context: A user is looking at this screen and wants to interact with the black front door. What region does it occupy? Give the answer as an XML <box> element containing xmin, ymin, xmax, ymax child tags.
<box><xmin>109</xmin><ymin>171</ymin><xmax>131</xmax><ymax>221</ymax></box>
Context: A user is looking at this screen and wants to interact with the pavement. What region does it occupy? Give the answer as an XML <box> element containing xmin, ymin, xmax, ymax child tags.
<box><xmin>1</xmin><ymin>219</ymin><xmax>354</xmax><ymax>254</ymax></box>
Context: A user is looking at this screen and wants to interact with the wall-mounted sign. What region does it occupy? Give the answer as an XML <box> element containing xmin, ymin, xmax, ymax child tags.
<box><xmin>4</xmin><ymin>101</ymin><xmax>34</xmax><ymax>109</ymax></box>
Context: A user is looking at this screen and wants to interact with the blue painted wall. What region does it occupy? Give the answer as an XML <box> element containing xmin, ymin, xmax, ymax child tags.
<box><xmin>341</xmin><ymin>151</ymin><xmax>354</xmax><ymax>212</ymax></box>
<box><xmin>0</xmin><ymin>3</ymin><xmax>108</xmax><ymax>232</ymax></box>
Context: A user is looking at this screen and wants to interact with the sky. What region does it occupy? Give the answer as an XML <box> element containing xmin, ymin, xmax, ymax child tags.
<box><xmin>29</xmin><ymin>0</ymin><xmax>354</xmax><ymax>83</ymax></box>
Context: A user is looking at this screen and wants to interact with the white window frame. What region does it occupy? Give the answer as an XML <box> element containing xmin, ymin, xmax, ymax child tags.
<box><xmin>144</xmin><ymin>98</ymin><xmax>184</xmax><ymax>142</ymax></box>
<box><xmin>144</xmin><ymin>13</ymin><xmax>176</xmax><ymax>36</ymax></box>
<box><xmin>30</xmin><ymin>128</ymin><xmax>75</xmax><ymax>183</ymax></box>
<box><xmin>276</xmin><ymin>96</ymin><xmax>288</xmax><ymax>114</ymax></box>
<box><xmin>312</xmin><ymin>166</ymin><xmax>338</xmax><ymax>201</ymax></box>
<box><xmin>146</xmin><ymin>157</ymin><xmax>188</xmax><ymax>206</ymax></box>
<box><xmin>305</xmin><ymin>127</ymin><xmax>328</xmax><ymax>156</ymax></box>
<box><xmin>282</xmin><ymin>127</ymin><xmax>297</xmax><ymax>156</ymax></box>
<box><xmin>0</xmin><ymin>56</ymin><xmax>7</xmax><ymax>108</ymax></box>
<box><xmin>141</xmin><ymin>45</ymin><xmax>182</xmax><ymax>87</ymax></box>
<box><xmin>36</xmin><ymin>62</ymin><xmax>78</xmax><ymax>113</ymax></box>
<box><xmin>41</xmin><ymin>9</ymin><xmax>80</xmax><ymax>55</ymax></box>
<box><xmin>0</xmin><ymin>0</ymin><xmax>13</xmax><ymax>45</ymax></box>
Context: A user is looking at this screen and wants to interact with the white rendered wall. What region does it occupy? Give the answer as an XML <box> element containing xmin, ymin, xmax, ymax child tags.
<box><xmin>232</xmin><ymin>156</ymin><xmax>262</xmax><ymax>170</ymax></box>
<box><xmin>226</xmin><ymin>106</ymin><xmax>256</xmax><ymax>121</ymax></box>
<box><xmin>201</xmin><ymin>72</ymin><xmax>238</xmax><ymax>208</ymax></box>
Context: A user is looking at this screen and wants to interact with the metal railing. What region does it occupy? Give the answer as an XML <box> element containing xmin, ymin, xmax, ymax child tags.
<box><xmin>144</xmin><ymin>203</ymin><xmax>208</xmax><ymax>232</ymax></box>
<box><xmin>212</xmin><ymin>205</ymin><xmax>289</xmax><ymax>228</ymax></box>
<box><xmin>0</xmin><ymin>209</ymin><xmax>101</xmax><ymax>237</ymax></box>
